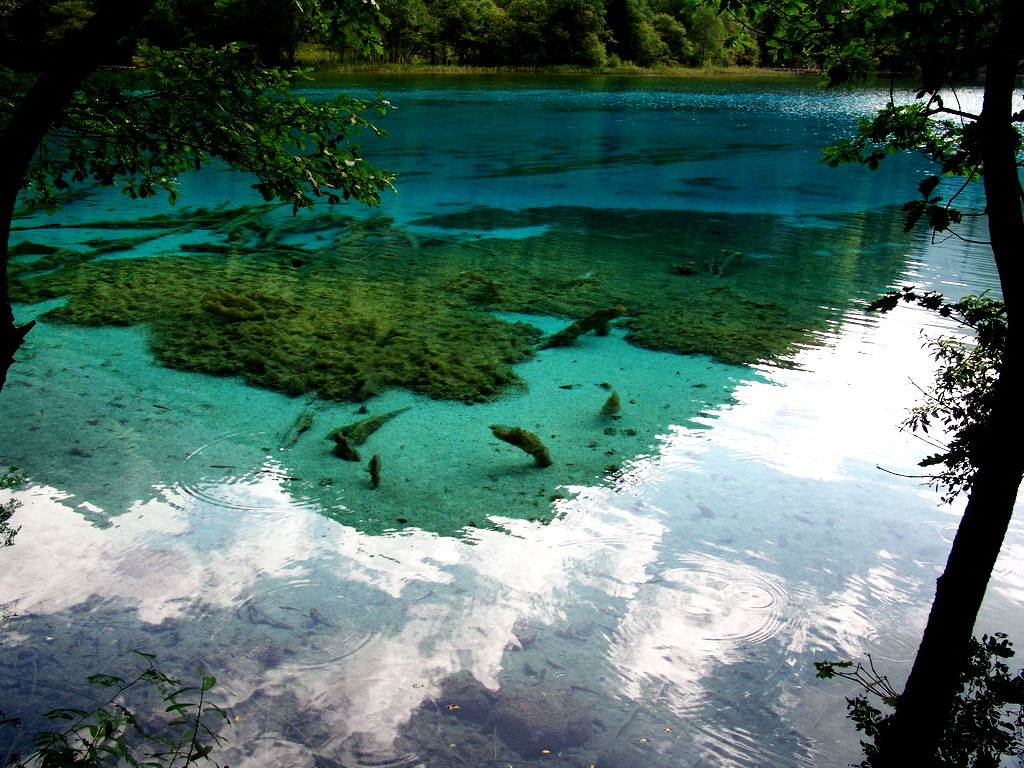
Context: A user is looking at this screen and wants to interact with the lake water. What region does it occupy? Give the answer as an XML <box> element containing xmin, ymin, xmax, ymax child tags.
<box><xmin>0</xmin><ymin>75</ymin><xmax>1019</xmax><ymax>767</ymax></box>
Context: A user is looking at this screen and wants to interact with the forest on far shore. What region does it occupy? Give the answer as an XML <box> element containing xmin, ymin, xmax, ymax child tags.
<box><xmin>365</xmin><ymin>0</ymin><xmax>762</xmax><ymax>69</ymax></box>
<box><xmin>4</xmin><ymin>0</ymin><xmax>780</xmax><ymax>72</ymax></box>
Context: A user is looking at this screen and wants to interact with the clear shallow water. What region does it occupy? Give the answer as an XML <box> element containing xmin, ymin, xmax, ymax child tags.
<box><xmin>0</xmin><ymin>76</ymin><xmax>1018</xmax><ymax>767</ymax></box>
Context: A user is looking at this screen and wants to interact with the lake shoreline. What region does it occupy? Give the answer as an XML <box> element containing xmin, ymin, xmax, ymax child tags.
<box><xmin>301</xmin><ymin>62</ymin><xmax>821</xmax><ymax>79</ymax></box>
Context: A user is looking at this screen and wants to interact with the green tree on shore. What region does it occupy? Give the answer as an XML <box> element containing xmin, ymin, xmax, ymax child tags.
<box><xmin>721</xmin><ymin>0</ymin><xmax>1023</xmax><ymax>764</ymax></box>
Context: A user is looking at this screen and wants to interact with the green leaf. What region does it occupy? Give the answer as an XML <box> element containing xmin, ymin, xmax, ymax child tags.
<box><xmin>902</xmin><ymin>199</ymin><xmax>927</xmax><ymax>232</ymax></box>
<box><xmin>918</xmin><ymin>174</ymin><xmax>941</xmax><ymax>198</ymax></box>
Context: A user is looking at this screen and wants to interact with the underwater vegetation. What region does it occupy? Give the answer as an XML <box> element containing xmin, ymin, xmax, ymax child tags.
<box><xmin>601</xmin><ymin>390</ymin><xmax>621</xmax><ymax>416</ymax></box>
<box><xmin>10</xmin><ymin>202</ymin><xmax>909</xmax><ymax>396</ymax></box>
<box><xmin>11</xmin><ymin>210</ymin><xmax>540</xmax><ymax>403</ymax></box>
<box><xmin>6</xmin><ymin>198</ymin><xmax>911</xmax><ymax>536</ymax></box>
<box><xmin>408</xmin><ymin>204</ymin><xmax>910</xmax><ymax>365</ymax></box>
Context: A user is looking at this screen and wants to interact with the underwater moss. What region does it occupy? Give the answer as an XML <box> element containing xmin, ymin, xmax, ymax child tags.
<box><xmin>16</xmin><ymin>249</ymin><xmax>540</xmax><ymax>402</ymax></box>
<box><xmin>201</xmin><ymin>289</ymin><xmax>291</xmax><ymax>322</ymax></box>
<box><xmin>452</xmin><ymin>271</ymin><xmax>503</xmax><ymax>304</ymax></box>
<box><xmin>601</xmin><ymin>390</ymin><xmax>621</xmax><ymax>416</ymax></box>
<box><xmin>9</xmin><ymin>241</ymin><xmax>63</xmax><ymax>256</ymax></box>
<box><xmin>11</xmin><ymin>202</ymin><xmax>911</xmax><ymax>399</ymax></box>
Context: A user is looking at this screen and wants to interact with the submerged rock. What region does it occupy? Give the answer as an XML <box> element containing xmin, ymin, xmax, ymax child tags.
<box><xmin>488</xmin><ymin>686</ymin><xmax>592</xmax><ymax>754</ymax></box>
<box><xmin>438</xmin><ymin>671</ymin><xmax>495</xmax><ymax>723</ymax></box>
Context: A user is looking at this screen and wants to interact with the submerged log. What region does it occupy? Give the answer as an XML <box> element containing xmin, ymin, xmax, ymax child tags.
<box><xmin>538</xmin><ymin>306</ymin><xmax>625</xmax><ymax>350</ymax></box>
<box><xmin>330</xmin><ymin>433</ymin><xmax>361</xmax><ymax>461</ymax></box>
<box><xmin>490</xmin><ymin>425</ymin><xmax>552</xmax><ymax>467</ymax></box>
<box><xmin>327</xmin><ymin>406</ymin><xmax>410</xmax><ymax>462</ymax></box>
<box><xmin>279</xmin><ymin>396</ymin><xmax>318</xmax><ymax>450</ymax></box>
<box><xmin>368</xmin><ymin>454</ymin><xmax>381</xmax><ymax>488</ymax></box>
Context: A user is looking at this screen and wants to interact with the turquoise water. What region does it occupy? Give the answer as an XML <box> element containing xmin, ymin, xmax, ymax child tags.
<box><xmin>316</xmin><ymin>74</ymin><xmax>936</xmax><ymax>230</ymax></box>
<box><xmin>0</xmin><ymin>76</ymin><xmax>1017</xmax><ymax>767</ymax></box>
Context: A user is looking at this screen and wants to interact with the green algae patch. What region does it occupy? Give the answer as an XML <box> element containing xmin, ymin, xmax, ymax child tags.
<box><xmin>15</xmin><ymin>253</ymin><xmax>539</xmax><ymax>403</ymax></box>
<box><xmin>12</xmin><ymin>202</ymin><xmax>910</xmax><ymax>382</ymax></box>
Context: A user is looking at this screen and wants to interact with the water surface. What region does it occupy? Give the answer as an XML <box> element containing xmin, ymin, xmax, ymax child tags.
<box><xmin>1</xmin><ymin>75</ymin><xmax>1017</xmax><ymax>768</ymax></box>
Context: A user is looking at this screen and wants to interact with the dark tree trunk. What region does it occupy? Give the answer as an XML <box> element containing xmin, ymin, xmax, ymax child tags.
<box><xmin>875</xmin><ymin>2</ymin><xmax>1024</xmax><ymax>764</ymax></box>
<box><xmin>0</xmin><ymin>0</ymin><xmax>157</xmax><ymax>392</ymax></box>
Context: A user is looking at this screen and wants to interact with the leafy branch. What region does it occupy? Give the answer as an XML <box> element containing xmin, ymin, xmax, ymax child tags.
<box><xmin>816</xmin><ymin>656</ymin><xmax>901</xmax><ymax>708</ymax></box>
<box><xmin>3</xmin><ymin>41</ymin><xmax>396</xmax><ymax>214</ymax></box>
<box><xmin>0</xmin><ymin>467</ymin><xmax>26</xmax><ymax>548</ymax></box>
<box><xmin>4</xmin><ymin>651</ymin><xmax>230</xmax><ymax>768</ymax></box>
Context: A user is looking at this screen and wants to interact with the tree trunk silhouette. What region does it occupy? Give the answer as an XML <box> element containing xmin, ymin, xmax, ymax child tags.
<box><xmin>875</xmin><ymin>2</ymin><xmax>1024</xmax><ymax>763</ymax></box>
<box><xmin>0</xmin><ymin>0</ymin><xmax>157</xmax><ymax>391</ymax></box>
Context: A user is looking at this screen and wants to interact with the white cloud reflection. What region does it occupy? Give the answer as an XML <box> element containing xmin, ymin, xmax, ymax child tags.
<box><xmin>703</xmin><ymin>302</ymin><xmax>967</xmax><ymax>484</ymax></box>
